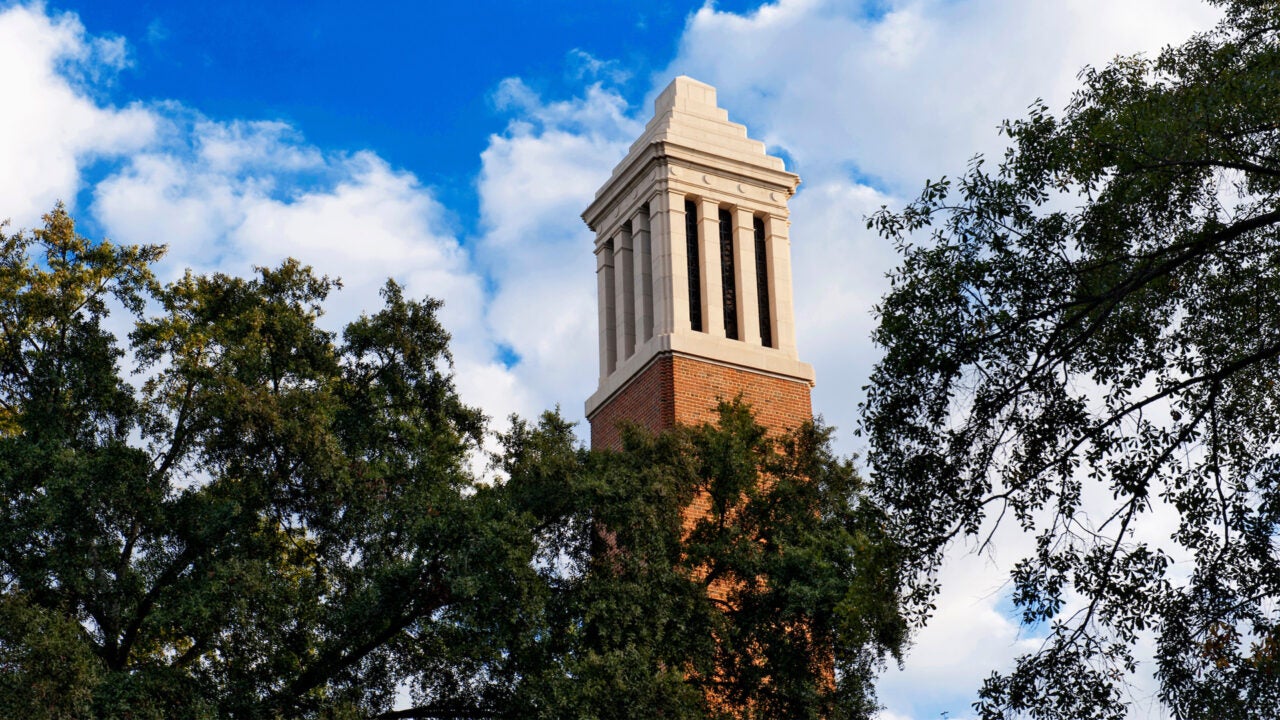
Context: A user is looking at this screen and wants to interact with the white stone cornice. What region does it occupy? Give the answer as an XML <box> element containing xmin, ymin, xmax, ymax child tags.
<box><xmin>585</xmin><ymin>333</ymin><xmax>816</xmax><ymax>419</ymax></box>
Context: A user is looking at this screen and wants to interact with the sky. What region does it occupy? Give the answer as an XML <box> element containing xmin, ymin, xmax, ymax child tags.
<box><xmin>0</xmin><ymin>0</ymin><xmax>1225</xmax><ymax>717</ymax></box>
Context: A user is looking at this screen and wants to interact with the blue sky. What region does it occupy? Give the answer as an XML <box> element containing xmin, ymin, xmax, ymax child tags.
<box><xmin>65</xmin><ymin>1</ymin><xmax>764</xmax><ymax>229</ymax></box>
<box><xmin>0</xmin><ymin>1</ymin><xmax>1224</xmax><ymax>718</ymax></box>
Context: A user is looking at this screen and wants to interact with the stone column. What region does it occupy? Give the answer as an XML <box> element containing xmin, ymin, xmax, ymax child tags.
<box><xmin>733</xmin><ymin>207</ymin><xmax>761</xmax><ymax>345</ymax></box>
<box><xmin>765</xmin><ymin>214</ymin><xmax>797</xmax><ymax>355</ymax></box>
<box><xmin>654</xmin><ymin>189</ymin><xmax>690</xmax><ymax>335</ymax></box>
<box><xmin>596</xmin><ymin>239</ymin><xmax>617</xmax><ymax>377</ymax></box>
<box><xmin>614</xmin><ymin>223</ymin><xmax>635</xmax><ymax>360</ymax></box>
<box><xmin>633</xmin><ymin>206</ymin><xmax>653</xmax><ymax>344</ymax></box>
<box><xmin>698</xmin><ymin>197</ymin><xmax>724</xmax><ymax>337</ymax></box>
<box><xmin>646</xmin><ymin>192</ymin><xmax>670</xmax><ymax>337</ymax></box>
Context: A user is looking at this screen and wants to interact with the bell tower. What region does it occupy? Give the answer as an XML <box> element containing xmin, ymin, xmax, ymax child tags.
<box><xmin>584</xmin><ymin>76</ymin><xmax>814</xmax><ymax>449</ymax></box>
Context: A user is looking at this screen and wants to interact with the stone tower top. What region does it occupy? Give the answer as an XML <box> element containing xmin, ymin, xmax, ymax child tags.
<box><xmin>590</xmin><ymin>77</ymin><xmax>791</xmax><ymax>207</ymax></box>
<box><xmin>638</xmin><ymin>76</ymin><xmax>786</xmax><ymax>172</ymax></box>
<box><xmin>655</xmin><ymin>75</ymin><xmax>718</xmax><ymax>113</ymax></box>
<box><xmin>583</xmin><ymin>76</ymin><xmax>813</xmax><ymax>443</ymax></box>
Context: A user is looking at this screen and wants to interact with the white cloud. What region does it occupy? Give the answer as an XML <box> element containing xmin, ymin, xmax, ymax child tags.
<box><xmin>876</xmin><ymin>526</ymin><xmax>1043</xmax><ymax>720</ymax></box>
<box><xmin>0</xmin><ymin>3</ymin><xmax>154</xmax><ymax>227</ymax></box>
<box><xmin>475</xmin><ymin>80</ymin><xmax>643</xmax><ymax>434</ymax></box>
<box><xmin>461</xmin><ymin>5</ymin><xmax>1227</xmax><ymax>709</ymax></box>
<box><xmin>0</xmin><ymin>1</ymin><xmax>653</xmax><ymax>453</ymax></box>
<box><xmin>90</xmin><ymin>113</ymin><xmax>528</xmax><ymax>430</ymax></box>
<box><xmin>665</xmin><ymin>0</ymin><xmax>1219</xmax><ymax>193</ymax></box>
<box><xmin>567</xmin><ymin>48</ymin><xmax>633</xmax><ymax>85</ymax></box>
<box><xmin>194</xmin><ymin>119</ymin><xmax>325</xmax><ymax>174</ymax></box>
<box><xmin>786</xmin><ymin>180</ymin><xmax>896</xmax><ymax>447</ymax></box>
<box><xmin>650</xmin><ymin>1</ymin><xmax>1216</xmax><ymax>460</ymax></box>
<box><xmin>1</xmin><ymin>0</ymin><xmax>632</xmax><ymax>454</ymax></box>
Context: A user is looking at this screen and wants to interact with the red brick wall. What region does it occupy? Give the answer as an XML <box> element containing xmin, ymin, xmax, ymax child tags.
<box><xmin>589</xmin><ymin>352</ymin><xmax>812</xmax><ymax>450</ymax></box>
<box><xmin>669</xmin><ymin>354</ymin><xmax>813</xmax><ymax>434</ymax></box>
<box><xmin>589</xmin><ymin>355</ymin><xmax>675</xmax><ymax>451</ymax></box>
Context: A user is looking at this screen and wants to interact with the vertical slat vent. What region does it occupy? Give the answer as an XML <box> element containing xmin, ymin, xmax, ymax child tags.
<box><xmin>754</xmin><ymin>216</ymin><xmax>772</xmax><ymax>348</ymax></box>
<box><xmin>685</xmin><ymin>200</ymin><xmax>702</xmax><ymax>332</ymax></box>
<box><xmin>719</xmin><ymin>208</ymin><xmax>738</xmax><ymax>340</ymax></box>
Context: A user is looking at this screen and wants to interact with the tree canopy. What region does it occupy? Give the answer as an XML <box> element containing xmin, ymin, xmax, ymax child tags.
<box><xmin>0</xmin><ymin>205</ymin><xmax>904</xmax><ymax>719</ymax></box>
<box><xmin>489</xmin><ymin>403</ymin><xmax>907</xmax><ymax>720</ymax></box>
<box><xmin>0</xmin><ymin>204</ymin><xmax>522</xmax><ymax>719</ymax></box>
<box><xmin>864</xmin><ymin>2</ymin><xmax>1280</xmax><ymax>718</ymax></box>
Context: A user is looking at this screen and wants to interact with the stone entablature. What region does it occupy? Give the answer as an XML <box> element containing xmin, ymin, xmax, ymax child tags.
<box><xmin>584</xmin><ymin>76</ymin><xmax>814</xmax><ymax>423</ymax></box>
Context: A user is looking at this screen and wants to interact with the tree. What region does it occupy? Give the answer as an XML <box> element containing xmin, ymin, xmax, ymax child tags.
<box><xmin>0</xmin><ymin>204</ymin><xmax>536</xmax><ymax>719</ymax></box>
<box><xmin>0</xmin><ymin>205</ymin><xmax>906</xmax><ymax>719</ymax></box>
<box><xmin>486</xmin><ymin>403</ymin><xmax>908</xmax><ymax>720</ymax></box>
<box><xmin>864</xmin><ymin>2</ymin><xmax>1280</xmax><ymax>717</ymax></box>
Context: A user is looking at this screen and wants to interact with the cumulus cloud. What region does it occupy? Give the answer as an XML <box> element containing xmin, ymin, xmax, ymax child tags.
<box><xmin>464</xmin><ymin>8</ymin><xmax>1226</xmax><ymax>710</ymax></box>
<box><xmin>0</xmin><ymin>3</ymin><xmax>154</xmax><ymax>227</ymax></box>
<box><xmin>567</xmin><ymin>48</ymin><xmax>633</xmax><ymax>85</ymax></box>
<box><xmin>0</xmin><ymin>0</ymin><xmax>648</xmax><ymax>451</ymax></box>
<box><xmin>90</xmin><ymin>112</ymin><xmax>530</xmax><ymax>430</ymax></box>
<box><xmin>654</xmin><ymin>0</ymin><xmax>1221</xmax><ymax>452</ymax></box>
<box><xmin>658</xmin><ymin>3</ymin><xmax>1219</xmax><ymax>442</ymax></box>
<box><xmin>0</xmin><ymin>1</ymin><xmax>650</xmax><ymax>449</ymax></box>
<box><xmin>475</xmin><ymin>79</ymin><xmax>643</xmax><ymax>433</ymax></box>
<box><xmin>666</xmin><ymin>0</ymin><xmax>1220</xmax><ymax>193</ymax></box>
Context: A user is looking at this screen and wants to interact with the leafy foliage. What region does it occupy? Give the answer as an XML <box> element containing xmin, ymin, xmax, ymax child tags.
<box><xmin>487</xmin><ymin>403</ymin><xmax>908</xmax><ymax>720</ymax></box>
<box><xmin>864</xmin><ymin>3</ymin><xmax>1280</xmax><ymax>718</ymax></box>
<box><xmin>0</xmin><ymin>204</ymin><xmax>516</xmax><ymax>719</ymax></box>
<box><xmin>0</xmin><ymin>205</ymin><xmax>906</xmax><ymax>719</ymax></box>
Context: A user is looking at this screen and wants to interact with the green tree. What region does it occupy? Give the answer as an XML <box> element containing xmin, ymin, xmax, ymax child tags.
<box><xmin>0</xmin><ymin>204</ymin><xmax>905</xmax><ymax>719</ymax></box>
<box><xmin>0</xmin><ymin>205</ymin><xmax>535</xmax><ymax>719</ymax></box>
<box><xmin>483</xmin><ymin>403</ymin><xmax>907</xmax><ymax>720</ymax></box>
<box><xmin>864</xmin><ymin>2</ymin><xmax>1280</xmax><ymax>718</ymax></box>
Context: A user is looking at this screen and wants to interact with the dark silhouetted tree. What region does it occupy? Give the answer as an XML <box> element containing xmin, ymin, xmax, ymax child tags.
<box><xmin>865</xmin><ymin>2</ymin><xmax>1280</xmax><ymax>718</ymax></box>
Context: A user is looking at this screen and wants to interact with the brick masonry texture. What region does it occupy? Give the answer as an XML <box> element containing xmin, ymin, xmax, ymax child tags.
<box><xmin>589</xmin><ymin>352</ymin><xmax>813</xmax><ymax>451</ymax></box>
<box><xmin>589</xmin><ymin>351</ymin><xmax>814</xmax><ymax>608</ymax></box>
<box><xmin>589</xmin><ymin>355</ymin><xmax>677</xmax><ymax>451</ymax></box>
